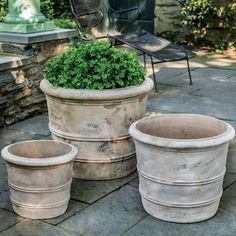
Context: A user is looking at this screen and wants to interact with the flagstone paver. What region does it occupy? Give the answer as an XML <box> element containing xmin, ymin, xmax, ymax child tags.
<box><xmin>123</xmin><ymin>211</ymin><xmax>236</xmax><ymax>236</ymax></box>
<box><xmin>128</xmin><ymin>178</ymin><xmax>139</xmax><ymax>188</ymax></box>
<box><xmin>226</xmin><ymin>147</ymin><xmax>236</xmax><ymax>173</ymax></box>
<box><xmin>124</xmin><ymin>181</ymin><xmax>236</xmax><ymax>236</ymax></box>
<box><xmin>148</xmin><ymin>88</ymin><xmax>236</xmax><ymax>123</ymax></box>
<box><xmin>59</xmin><ymin>185</ymin><xmax>147</xmax><ymax>236</ymax></box>
<box><xmin>0</xmin><ymin>190</ymin><xmax>12</xmax><ymax>212</ymax></box>
<box><xmin>71</xmin><ymin>172</ymin><xmax>138</xmax><ymax>204</ymax></box>
<box><xmin>0</xmin><ymin>164</ymin><xmax>8</xmax><ymax>193</ymax></box>
<box><xmin>42</xmin><ymin>200</ymin><xmax>88</xmax><ymax>225</ymax></box>
<box><xmin>223</xmin><ymin>173</ymin><xmax>236</xmax><ymax>189</ymax></box>
<box><xmin>162</xmin><ymin>67</ymin><xmax>236</xmax><ymax>86</ymax></box>
<box><xmin>0</xmin><ymin>220</ymin><xmax>77</xmax><ymax>236</ymax></box>
<box><xmin>220</xmin><ymin>182</ymin><xmax>236</xmax><ymax>214</ymax></box>
<box><xmin>0</xmin><ymin>208</ymin><xmax>23</xmax><ymax>232</ymax></box>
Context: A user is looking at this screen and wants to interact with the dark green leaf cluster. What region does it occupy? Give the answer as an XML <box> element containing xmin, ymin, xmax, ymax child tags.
<box><xmin>181</xmin><ymin>0</ymin><xmax>236</xmax><ymax>29</ymax></box>
<box><xmin>53</xmin><ymin>18</ymin><xmax>77</xmax><ymax>29</ymax></box>
<box><xmin>181</xmin><ymin>0</ymin><xmax>215</xmax><ymax>28</ymax></box>
<box><xmin>43</xmin><ymin>42</ymin><xmax>145</xmax><ymax>90</ymax></box>
<box><xmin>41</xmin><ymin>0</ymin><xmax>71</xmax><ymax>19</ymax></box>
<box><xmin>0</xmin><ymin>0</ymin><xmax>7</xmax><ymax>21</ymax></box>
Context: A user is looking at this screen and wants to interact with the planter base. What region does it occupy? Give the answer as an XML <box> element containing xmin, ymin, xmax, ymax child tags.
<box><xmin>53</xmin><ymin>134</ymin><xmax>137</xmax><ymax>180</ymax></box>
<box><xmin>12</xmin><ymin>201</ymin><xmax>68</xmax><ymax>220</ymax></box>
<box><xmin>73</xmin><ymin>155</ymin><xmax>136</xmax><ymax>180</ymax></box>
<box><xmin>141</xmin><ymin>197</ymin><xmax>219</xmax><ymax>223</ymax></box>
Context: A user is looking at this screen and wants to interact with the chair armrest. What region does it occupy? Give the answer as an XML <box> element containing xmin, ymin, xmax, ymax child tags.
<box><xmin>109</xmin><ymin>5</ymin><xmax>142</xmax><ymax>33</ymax></box>
<box><xmin>110</xmin><ymin>6</ymin><xmax>141</xmax><ymax>16</ymax></box>
<box><xmin>76</xmin><ymin>10</ymin><xmax>103</xmax><ymax>18</ymax></box>
<box><xmin>69</xmin><ymin>0</ymin><xmax>103</xmax><ymax>31</ymax></box>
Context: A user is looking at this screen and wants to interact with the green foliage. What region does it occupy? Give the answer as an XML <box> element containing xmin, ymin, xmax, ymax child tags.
<box><xmin>53</xmin><ymin>18</ymin><xmax>77</xmax><ymax>29</ymax></box>
<box><xmin>213</xmin><ymin>41</ymin><xmax>235</xmax><ymax>53</ymax></box>
<box><xmin>43</xmin><ymin>42</ymin><xmax>145</xmax><ymax>90</ymax></box>
<box><xmin>41</xmin><ymin>0</ymin><xmax>54</xmax><ymax>19</ymax></box>
<box><xmin>52</xmin><ymin>0</ymin><xmax>71</xmax><ymax>19</ymax></box>
<box><xmin>41</xmin><ymin>0</ymin><xmax>71</xmax><ymax>19</ymax></box>
<box><xmin>180</xmin><ymin>0</ymin><xmax>236</xmax><ymax>47</ymax></box>
<box><xmin>181</xmin><ymin>0</ymin><xmax>236</xmax><ymax>29</ymax></box>
<box><xmin>0</xmin><ymin>0</ymin><xmax>7</xmax><ymax>21</ymax></box>
<box><xmin>181</xmin><ymin>0</ymin><xmax>215</xmax><ymax>28</ymax></box>
<box><xmin>41</xmin><ymin>0</ymin><xmax>75</xmax><ymax>29</ymax></box>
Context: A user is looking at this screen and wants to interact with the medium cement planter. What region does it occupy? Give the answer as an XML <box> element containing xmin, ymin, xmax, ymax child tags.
<box><xmin>40</xmin><ymin>78</ymin><xmax>153</xmax><ymax>180</ymax></box>
<box><xmin>1</xmin><ymin>140</ymin><xmax>78</xmax><ymax>219</ymax></box>
<box><xmin>129</xmin><ymin>114</ymin><xmax>235</xmax><ymax>223</ymax></box>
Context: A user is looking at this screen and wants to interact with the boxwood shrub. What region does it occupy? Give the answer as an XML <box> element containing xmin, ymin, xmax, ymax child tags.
<box><xmin>43</xmin><ymin>41</ymin><xmax>145</xmax><ymax>90</ymax></box>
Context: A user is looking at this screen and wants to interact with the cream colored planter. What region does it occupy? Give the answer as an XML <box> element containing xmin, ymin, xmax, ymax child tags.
<box><xmin>129</xmin><ymin>114</ymin><xmax>235</xmax><ymax>223</ymax></box>
<box><xmin>1</xmin><ymin>140</ymin><xmax>78</xmax><ymax>219</ymax></box>
<box><xmin>40</xmin><ymin>78</ymin><xmax>154</xmax><ymax>180</ymax></box>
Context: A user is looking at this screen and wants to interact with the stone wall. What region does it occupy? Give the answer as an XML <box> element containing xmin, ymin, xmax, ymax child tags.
<box><xmin>154</xmin><ymin>0</ymin><xmax>236</xmax><ymax>43</ymax></box>
<box><xmin>0</xmin><ymin>39</ymin><xmax>71</xmax><ymax>128</ymax></box>
<box><xmin>154</xmin><ymin>0</ymin><xmax>185</xmax><ymax>40</ymax></box>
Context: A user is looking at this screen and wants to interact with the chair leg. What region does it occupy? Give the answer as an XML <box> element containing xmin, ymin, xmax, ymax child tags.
<box><xmin>143</xmin><ymin>52</ymin><xmax>146</xmax><ymax>70</ymax></box>
<box><xmin>186</xmin><ymin>57</ymin><xmax>193</xmax><ymax>86</ymax></box>
<box><xmin>151</xmin><ymin>57</ymin><xmax>158</xmax><ymax>92</ymax></box>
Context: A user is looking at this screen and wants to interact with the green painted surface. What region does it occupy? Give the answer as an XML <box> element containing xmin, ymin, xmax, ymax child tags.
<box><xmin>5</xmin><ymin>0</ymin><xmax>45</xmax><ymax>23</ymax></box>
<box><xmin>0</xmin><ymin>21</ymin><xmax>54</xmax><ymax>33</ymax></box>
<box><xmin>0</xmin><ymin>0</ymin><xmax>54</xmax><ymax>33</ymax></box>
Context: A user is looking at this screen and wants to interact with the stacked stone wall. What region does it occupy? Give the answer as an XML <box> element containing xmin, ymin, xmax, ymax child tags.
<box><xmin>0</xmin><ymin>39</ymin><xmax>70</xmax><ymax>127</ymax></box>
<box><xmin>154</xmin><ymin>0</ymin><xmax>185</xmax><ymax>40</ymax></box>
<box><xmin>154</xmin><ymin>0</ymin><xmax>236</xmax><ymax>43</ymax></box>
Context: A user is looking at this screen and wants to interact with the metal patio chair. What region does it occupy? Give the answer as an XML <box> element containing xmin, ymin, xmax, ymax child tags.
<box><xmin>109</xmin><ymin>31</ymin><xmax>195</xmax><ymax>92</ymax></box>
<box><xmin>69</xmin><ymin>0</ymin><xmax>141</xmax><ymax>39</ymax></box>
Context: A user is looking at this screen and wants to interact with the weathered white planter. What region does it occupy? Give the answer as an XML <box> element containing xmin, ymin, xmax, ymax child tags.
<box><xmin>40</xmin><ymin>78</ymin><xmax>153</xmax><ymax>180</ymax></box>
<box><xmin>129</xmin><ymin>114</ymin><xmax>235</xmax><ymax>223</ymax></box>
<box><xmin>1</xmin><ymin>140</ymin><xmax>78</xmax><ymax>219</ymax></box>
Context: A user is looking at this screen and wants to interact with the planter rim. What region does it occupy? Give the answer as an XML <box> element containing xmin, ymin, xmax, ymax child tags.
<box><xmin>129</xmin><ymin>114</ymin><xmax>235</xmax><ymax>149</ymax></box>
<box><xmin>40</xmin><ymin>77</ymin><xmax>154</xmax><ymax>100</ymax></box>
<box><xmin>1</xmin><ymin>140</ymin><xmax>78</xmax><ymax>166</ymax></box>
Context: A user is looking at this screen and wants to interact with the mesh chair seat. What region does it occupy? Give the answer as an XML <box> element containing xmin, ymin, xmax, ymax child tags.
<box><xmin>113</xmin><ymin>32</ymin><xmax>195</xmax><ymax>62</ymax></box>
<box><xmin>110</xmin><ymin>31</ymin><xmax>196</xmax><ymax>91</ymax></box>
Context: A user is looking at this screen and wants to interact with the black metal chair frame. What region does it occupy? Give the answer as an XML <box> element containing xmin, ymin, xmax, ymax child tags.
<box><xmin>109</xmin><ymin>31</ymin><xmax>195</xmax><ymax>92</ymax></box>
<box><xmin>69</xmin><ymin>0</ymin><xmax>141</xmax><ymax>38</ymax></box>
<box><xmin>69</xmin><ymin>0</ymin><xmax>103</xmax><ymax>33</ymax></box>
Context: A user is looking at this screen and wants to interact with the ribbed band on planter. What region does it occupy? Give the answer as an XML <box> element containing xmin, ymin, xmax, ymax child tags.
<box><xmin>1</xmin><ymin>140</ymin><xmax>78</xmax><ymax>219</ymax></box>
<box><xmin>129</xmin><ymin>114</ymin><xmax>235</xmax><ymax>223</ymax></box>
<box><xmin>40</xmin><ymin>78</ymin><xmax>154</xmax><ymax>180</ymax></box>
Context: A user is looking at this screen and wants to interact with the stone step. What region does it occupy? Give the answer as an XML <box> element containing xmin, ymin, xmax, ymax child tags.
<box><xmin>0</xmin><ymin>29</ymin><xmax>78</xmax><ymax>56</ymax></box>
<box><xmin>0</xmin><ymin>54</ymin><xmax>30</xmax><ymax>71</ymax></box>
<box><xmin>0</xmin><ymin>42</ymin><xmax>39</xmax><ymax>56</ymax></box>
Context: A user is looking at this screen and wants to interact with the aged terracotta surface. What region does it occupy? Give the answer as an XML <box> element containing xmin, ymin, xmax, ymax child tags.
<box><xmin>129</xmin><ymin>114</ymin><xmax>235</xmax><ymax>223</ymax></box>
<box><xmin>40</xmin><ymin>78</ymin><xmax>154</xmax><ymax>180</ymax></box>
<box><xmin>1</xmin><ymin>140</ymin><xmax>78</xmax><ymax>219</ymax></box>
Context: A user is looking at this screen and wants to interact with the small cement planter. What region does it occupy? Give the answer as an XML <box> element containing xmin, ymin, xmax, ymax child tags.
<box><xmin>1</xmin><ymin>140</ymin><xmax>78</xmax><ymax>219</ymax></box>
<box><xmin>40</xmin><ymin>78</ymin><xmax>153</xmax><ymax>180</ymax></box>
<box><xmin>129</xmin><ymin>114</ymin><xmax>235</xmax><ymax>223</ymax></box>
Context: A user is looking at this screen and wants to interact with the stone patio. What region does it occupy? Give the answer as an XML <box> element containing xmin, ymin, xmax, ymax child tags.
<box><xmin>0</xmin><ymin>52</ymin><xmax>236</xmax><ymax>235</ymax></box>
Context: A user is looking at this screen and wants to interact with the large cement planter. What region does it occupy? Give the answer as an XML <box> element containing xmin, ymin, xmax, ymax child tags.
<box><xmin>129</xmin><ymin>114</ymin><xmax>235</xmax><ymax>223</ymax></box>
<box><xmin>1</xmin><ymin>140</ymin><xmax>77</xmax><ymax>219</ymax></box>
<box><xmin>40</xmin><ymin>78</ymin><xmax>153</xmax><ymax>180</ymax></box>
